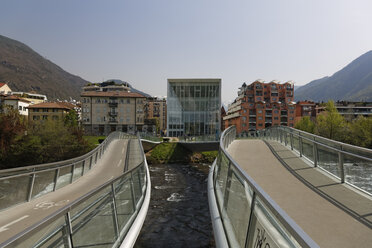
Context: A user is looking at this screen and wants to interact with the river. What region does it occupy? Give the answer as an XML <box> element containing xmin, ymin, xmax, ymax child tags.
<box><xmin>135</xmin><ymin>163</ymin><xmax>215</xmax><ymax>248</ymax></box>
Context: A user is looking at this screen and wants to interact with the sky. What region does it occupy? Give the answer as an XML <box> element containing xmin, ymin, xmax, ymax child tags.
<box><xmin>1</xmin><ymin>0</ymin><xmax>372</xmax><ymax>104</ymax></box>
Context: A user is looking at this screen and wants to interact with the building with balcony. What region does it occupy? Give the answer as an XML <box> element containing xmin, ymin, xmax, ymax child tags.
<box><xmin>295</xmin><ymin>101</ymin><xmax>316</xmax><ymax>124</ymax></box>
<box><xmin>223</xmin><ymin>80</ymin><xmax>296</xmax><ymax>135</ymax></box>
<box><xmin>315</xmin><ymin>101</ymin><xmax>372</xmax><ymax>121</ymax></box>
<box><xmin>167</xmin><ymin>78</ymin><xmax>221</xmax><ymax>137</ymax></box>
<box><xmin>81</xmin><ymin>91</ymin><xmax>145</xmax><ymax>135</ymax></box>
<box><xmin>3</xmin><ymin>95</ymin><xmax>30</xmax><ymax>116</ymax></box>
<box><xmin>144</xmin><ymin>97</ymin><xmax>167</xmax><ymax>135</ymax></box>
<box><xmin>10</xmin><ymin>92</ymin><xmax>47</xmax><ymax>105</ymax></box>
<box><xmin>28</xmin><ymin>102</ymin><xmax>74</xmax><ymax>122</ymax></box>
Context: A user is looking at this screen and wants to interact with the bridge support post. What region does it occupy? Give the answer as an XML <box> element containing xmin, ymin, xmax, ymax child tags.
<box><xmin>299</xmin><ymin>134</ymin><xmax>303</xmax><ymax>157</ymax></box>
<box><xmin>313</xmin><ymin>138</ymin><xmax>318</xmax><ymax>167</ymax></box>
<box><xmin>290</xmin><ymin>133</ymin><xmax>294</xmax><ymax>150</ymax></box>
<box><xmin>27</xmin><ymin>171</ymin><xmax>36</xmax><ymax>202</ymax></box>
<box><xmin>70</xmin><ymin>164</ymin><xmax>75</xmax><ymax>184</ymax></box>
<box><xmin>63</xmin><ymin>212</ymin><xmax>73</xmax><ymax>248</ymax></box>
<box><xmin>111</xmin><ymin>184</ymin><xmax>120</xmax><ymax>238</ymax></box>
<box><xmin>223</xmin><ymin>162</ymin><xmax>233</xmax><ymax>210</ymax></box>
<box><xmin>338</xmin><ymin>148</ymin><xmax>345</xmax><ymax>183</ymax></box>
<box><xmin>53</xmin><ymin>168</ymin><xmax>60</xmax><ymax>191</ymax></box>
<box><xmin>244</xmin><ymin>191</ymin><xmax>257</xmax><ymax>248</ymax></box>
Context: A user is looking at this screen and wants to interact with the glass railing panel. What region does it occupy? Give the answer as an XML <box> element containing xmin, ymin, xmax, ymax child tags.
<box><xmin>246</xmin><ymin>197</ymin><xmax>300</xmax><ymax>248</ymax></box>
<box><xmin>56</xmin><ymin>165</ymin><xmax>73</xmax><ymax>190</ymax></box>
<box><xmin>302</xmin><ymin>138</ymin><xmax>314</xmax><ymax>162</ymax></box>
<box><xmin>71</xmin><ymin>193</ymin><xmax>116</xmax><ymax>248</ymax></box>
<box><xmin>114</xmin><ymin>176</ymin><xmax>135</xmax><ymax>230</ymax></box>
<box><xmin>13</xmin><ymin>215</ymin><xmax>66</xmax><ymax>248</ymax></box>
<box><xmin>343</xmin><ymin>154</ymin><xmax>372</xmax><ymax>194</ymax></box>
<box><xmin>317</xmin><ymin>145</ymin><xmax>341</xmax><ymax>178</ymax></box>
<box><xmin>32</xmin><ymin>170</ymin><xmax>56</xmax><ymax>199</ymax></box>
<box><xmin>292</xmin><ymin>135</ymin><xmax>300</xmax><ymax>152</ymax></box>
<box><xmin>132</xmin><ymin>168</ymin><xmax>142</xmax><ymax>204</ymax></box>
<box><xmin>0</xmin><ymin>175</ymin><xmax>30</xmax><ymax>210</ymax></box>
<box><xmin>72</xmin><ymin>161</ymin><xmax>84</xmax><ymax>182</ymax></box>
<box><xmin>215</xmin><ymin>151</ymin><xmax>230</xmax><ymax>208</ymax></box>
<box><xmin>223</xmin><ymin>168</ymin><xmax>253</xmax><ymax>247</ymax></box>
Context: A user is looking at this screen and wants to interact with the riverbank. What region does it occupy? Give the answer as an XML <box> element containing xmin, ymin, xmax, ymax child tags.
<box><xmin>145</xmin><ymin>142</ymin><xmax>218</xmax><ymax>164</ymax></box>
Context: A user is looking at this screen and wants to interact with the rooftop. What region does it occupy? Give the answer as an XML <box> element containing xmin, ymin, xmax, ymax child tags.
<box><xmin>81</xmin><ymin>91</ymin><xmax>145</xmax><ymax>98</ymax></box>
<box><xmin>27</xmin><ymin>102</ymin><xmax>74</xmax><ymax>110</ymax></box>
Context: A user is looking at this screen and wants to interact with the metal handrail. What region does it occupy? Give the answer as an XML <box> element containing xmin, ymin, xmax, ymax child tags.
<box><xmin>261</xmin><ymin>126</ymin><xmax>372</xmax><ymax>193</ymax></box>
<box><xmin>210</xmin><ymin>126</ymin><xmax>319</xmax><ymax>248</ymax></box>
<box><xmin>1</xmin><ymin>133</ymin><xmax>150</xmax><ymax>248</ymax></box>
<box><xmin>0</xmin><ymin>133</ymin><xmax>135</xmax><ymax>211</ymax></box>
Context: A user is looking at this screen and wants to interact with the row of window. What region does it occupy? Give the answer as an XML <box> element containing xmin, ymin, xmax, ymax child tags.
<box><xmin>31</xmin><ymin>109</ymin><xmax>60</xmax><ymax>112</ymax></box>
<box><xmin>33</xmin><ymin>115</ymin><xmax>59</xmax><ymax>120</ymax></box>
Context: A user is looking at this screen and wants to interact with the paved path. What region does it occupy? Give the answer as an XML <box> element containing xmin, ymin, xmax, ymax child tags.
<box><xmin>227</xmin><ymin>139</ymin><xmax>372</xmax><ymax>248</ymax></box>
<box><xmin>0</xmin><ymin>139</ymin><xmax>129</xmax><ymax>245</ymax></box>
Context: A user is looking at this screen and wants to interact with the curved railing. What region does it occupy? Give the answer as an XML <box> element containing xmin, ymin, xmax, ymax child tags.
<box><xmin>0</xmin><ymin>132</ymin><xmax>150</xmax><ymax>248</ymax></box>
<box><xmin>208</xmin><ymin>126</ymin><xmax>318</xmax><ymax>248</ymax></box>
<box><xmin>0</xmin><ymin>132</ymin><xmax>133</xmax><ymax>211</ymax></box>
<box><xmin>260</xmin><ymin>126</ymin><xmax>372</xmax><ymax>195</ymax></box>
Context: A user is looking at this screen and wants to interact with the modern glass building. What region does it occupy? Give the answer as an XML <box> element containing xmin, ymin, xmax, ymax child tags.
<box><xmin>167</xmin><ymin>79</ymin><xmax>221</xmax><ymax>138</ymax></box>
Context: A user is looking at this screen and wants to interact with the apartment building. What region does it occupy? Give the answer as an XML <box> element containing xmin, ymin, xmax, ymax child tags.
<box><xmin>81</xmin><ymin>91</ymin><xmax>146</xmax><ymax>135</ymax></box>
<box><xmin>295</xmin><ymin>101</ymin><xmax>316</xmax><ymax>123</ymax></box>
<box><xmin>223</xmin><ymin>80</ymin><xmax>296</xmax><ymax>135</ymax></box>
<box><xmin>315</xmin><ymin>101</ymin><xmax>372</xmax><ymax>121</ymax></box>
<box><xmin>28</xmin><ymin>102</ymin><xmax>73</xmax><ymax>122</ymax></box>
<box><xmin>3</xmin><ymin>95</ymin><xmax>30</xmax><ymax>116</ymax></box>
<box><xmin>11</xmin><ymin>92</ymin><xmax>47</xmax><ymax>105</ymax></box>
<box><xmin>144</xmin><ymin>97</ymin><xmax>167</xmax><ymax>135</ymax></box>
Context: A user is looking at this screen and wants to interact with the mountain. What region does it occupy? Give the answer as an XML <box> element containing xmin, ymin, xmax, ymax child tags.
<box><xmin>295</xmin><ymin>51</ymin><xmax>372</xmax><ymax>102</ymax></box>
<box><xmin>0</xmin><ymin>35</ymin><xmax>89</xmax><ymax>100</ymax></box>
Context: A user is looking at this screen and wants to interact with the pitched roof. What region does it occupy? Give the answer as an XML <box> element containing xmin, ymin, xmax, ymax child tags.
<box><xmin>80</xmin><ymin>91</ymin><xmax>145</xmax><ymax>98</ymax></box>
<box><xmin>0</xmin><ymin>83</ymin><xmax>7</xmax><ymax>87</ymax></box>
<box><xmin>27</xmin><ymin>102</ymin><xmax>73</xmax><ymax>110</ymax></box>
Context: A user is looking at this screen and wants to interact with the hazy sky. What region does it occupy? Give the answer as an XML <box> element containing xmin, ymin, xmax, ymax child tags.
<box><xmin>1</xmin><ymin>0</ymin><xmax>372</xmax><ymax>103</ymax></box>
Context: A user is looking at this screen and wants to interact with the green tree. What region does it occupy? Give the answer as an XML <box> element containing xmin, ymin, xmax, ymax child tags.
<box><xmin>346</xmin><ymin>116</ymin><xmax>372</xmax><ymax>148</ymax></box>
<box><xmin>295</xmin><ymin>116</ymin><xmax>315</xmax><ymax>133</ymax></box>
<box><xmin>315</xmin><ymin>100</ymin><xmax>346</xmax><ymax>141</ymax></box>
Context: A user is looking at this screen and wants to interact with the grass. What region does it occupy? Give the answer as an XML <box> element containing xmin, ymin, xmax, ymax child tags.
<box><xmin>83</xmin><ymin>136</ymin><xmax>106</xmax><ymax>146</ymax></box>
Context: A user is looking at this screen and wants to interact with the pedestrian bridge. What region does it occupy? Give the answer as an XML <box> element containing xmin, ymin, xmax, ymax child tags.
<box><xmin>208</xmin><ymin>126</ymin><xmax>372</xmax><ymax>248</ymax></box>
<box><xmin>0</xmin><ymin>132</ymin><xmax>150</xmax><ymax>248</ymax></box>
<box><xmin>0</xmin><ymin>127</ymin><xmax>371</xmax><ymax>247</ymax></box>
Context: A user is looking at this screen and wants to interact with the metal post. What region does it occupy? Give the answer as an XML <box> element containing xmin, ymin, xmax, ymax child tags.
<box><xmin>27</xmin><ymin>172</ymin><xmax>36</xmax><ymax>202</ymax></box>
<box><xmin>63</xmin><ymin>212</ymin><xmax>73</xmax><ymax>248</ymax></box>
<box><xmin>244</xmin><ymin>192</ymin><xmax>257</xmax><ymax>248</ymax></box>
<box><xmin>338</xmin><ymin>148</ymin><xmax>345</xmax><ymax>183</ymax></box>
<box><xmin>130</xmin><ymin>173</ymin><xmax>137</xmax><ymax>211</ymax></box>
<box><xmin>70</xmin><ymin>164</ymin><xmax>75</xmax><ymax>184</ymax></box>
<box><xmin>53</xmin><ymin>168</ymin><xmax>60</xmax><ymax>191</ymax></box>
<box><xmin>313</xmin><ymin>139</ymin><xmax>318</xmax><ymax>167</ymax></box>
<box><xmin>299</xmin><ymin>134</ymin><xmax>303</xmax><ymax>157</ymax></box>
<box><xmin>82</xmin><ymin>160</ymin><xmax>86</xmax><ymax>175</ymax></box>
<box><xmin>111</xmin><ymin>184</ymin><xmax>120</xmax><ymax>238</ymax></box>
<box><xmin>284</xmin><ymin>132</ymin><xmax>288</xmax><ymax>146</ymax></box>
<box><xmin>290</xmin><ymin>133</ymin><xmax>293</xmax><ymax>150</ymax></box>
<box><xmin>223</xmin><ymin>162</ymin><xmax>233</xmax><ymax>211</ymax></box>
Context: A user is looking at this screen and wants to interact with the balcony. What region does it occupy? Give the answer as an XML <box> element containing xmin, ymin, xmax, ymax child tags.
<box><xmin>109</xmin><ymin>102</ymin><xmax>118</xmax><ymax>107</ymax></box>
<box><xmin>109</xmin><ymin>118</ymin><xmax>118</xmax><ymax>123</ymax></box>
<box><xmin>109</xmin><ymin>112</ymin><xmax>118</xmax><ymax>117</ymax></box>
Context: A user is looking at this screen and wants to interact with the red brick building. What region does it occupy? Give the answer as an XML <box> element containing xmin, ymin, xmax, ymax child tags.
<box><xmin>223</xmin><ymin>80</ymin><xmax>296</xmax><ymax>135</ymax></box>
<box><xmin>295</xmin><ymin>101</ymin><xmax>316</xmax><ymax>124</ymax></box>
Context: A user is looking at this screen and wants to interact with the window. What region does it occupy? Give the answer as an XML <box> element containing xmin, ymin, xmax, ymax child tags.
<box><xmin>18</xmin><ymin>106</ymin><xmax>22</xmax><ymax>110</ymax></box>
<box><xmin>33</xmin><ymin>116</ymin><xmax>40</xmax><ymax>120</ymax></box>
<box><xmin>43</xmin><ymin>109</ymin><xmax>48</xmax><ymax>112</ymax></box>
<box><xmin>258</xmin><ymin>110</ymin><xmax>262</xmax><ymax>114</ymax></box>
<box><xmin>274</xmin><ymin>117</ymin><xmax>278</xmax><ymax>120</ymax></box>
<box><xmin>42</xmin><ymin>115</ymin><xmax>48</xmax><ymax>120</ymax></box>
<box><xmin>127</xmin><ymin>99</ymin><xmax>130</xmax><ymax>104</ymax></box>
<box><xmin>258</xmin><ymin>116</ymin><xmax>263</xmax><ymax>120</ymax></box>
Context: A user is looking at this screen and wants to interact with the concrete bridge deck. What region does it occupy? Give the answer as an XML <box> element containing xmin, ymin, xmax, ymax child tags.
<box><xmin>227</xmin><ymin>139</ymin><xmax>372</xmax><ymax>248</ymax></box>
<box><xmin>0</xmin><ymin>139</ymin><xmax>130</xmax><ymax>245</ymax></box>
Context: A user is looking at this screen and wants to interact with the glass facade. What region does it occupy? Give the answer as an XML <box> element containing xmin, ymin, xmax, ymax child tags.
<box><xmin>167</xmin><ymin>79</ymin><xmax>221</xmax><ymax>138</ymax></box>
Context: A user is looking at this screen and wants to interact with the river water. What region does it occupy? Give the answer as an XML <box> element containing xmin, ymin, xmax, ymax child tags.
<box><xmin>135</xmin><ymin>163</ymin><xmax>215</xmax><ymax>248</ymax></box>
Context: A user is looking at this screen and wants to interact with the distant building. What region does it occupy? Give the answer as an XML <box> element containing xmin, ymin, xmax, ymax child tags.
<box><xmin>3</xmin><ymin>95</ymin><xmax>30</xmax><ymax>116</ymax></box>
<box><xmin>295</xmin><ymin>101</ymin><xmax>316</xmax><ymax>124</ymax></box>
<box><xmin>11</xmin><ymin>92</ymin><xmax>47</xmax><ymax>105</ymax></box>
<box><xmin>81</xmin><ymin>82</ymin><xmax>146</xmax><ymax>135</ymax></box>
<box><xmin>28</xmin><ymin>102</ymin><xmax>74</xmax><ymax>122</ymax></box>
<box><xmin>0</xmin><ymin>83</ymin><xmax>12</xmax><ymax>95</ymax></box>
<box><xmin>167</xmin><ymin>78</ymin><xmax>221</xmax><ymax>137</ymax></box>
<box><xmin>144</xmin><ymin>97</ymin><xmax>167</xmax><ymax>135</ymax></box>
<box><xmin>223</xmin><ymin>80</ymin><xmax>296</xmax><ymax>135</ymax></box>
<box><xmin>316</xmin><ymin>101</ymin><xmax>372</xmax><ymax>121</ymax></box>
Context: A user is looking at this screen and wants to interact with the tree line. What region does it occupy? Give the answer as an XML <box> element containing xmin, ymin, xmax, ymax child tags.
<box><xmin>295</xmin><ymin>101</ymin><xmax>372</xmax><ymax>149</ymax></box>
<box><xmin>0</xmin><ymin>109</ymin><xmax>95</xmax><ymax>169</ymax></box>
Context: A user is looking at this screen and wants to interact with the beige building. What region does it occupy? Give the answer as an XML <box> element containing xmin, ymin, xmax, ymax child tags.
<box><xmin>3</xmin><ymin>95</ymin><xmax>31</xmax><ymax>116</ymax></box>
<box><xmin>28</xmin><ymin>102</ymin><xmax>73</xmax><ymax>122</ymax></box>
<box><xmin>81</xmin><ymin>91</ymin><xmax>146</xmax><ymax>135</ymax></box>
<box><xmin>144</xmin><ymin>97</ymin><xmax>167</xmax><ymax>135</ymax></box>
<box><xmin>0</xmin><ymin>83</ymin><xmax>12</xmax><ymax>95</ymax></box>
<box><xmin>11</xmin><ymin>92</ymin><xmax>47</xmax><ymax>105</ymax></box>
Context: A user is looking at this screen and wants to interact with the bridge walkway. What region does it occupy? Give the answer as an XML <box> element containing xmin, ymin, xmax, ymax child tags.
<box><xmin>0</xmin><ymin>139</ymin><xmax>130</xmax><ymax>245</ymax></box>
<box><xmin>227</xmin><ymin>139</ymin><xmax>372</xmax><ymax>248</ymax></box>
